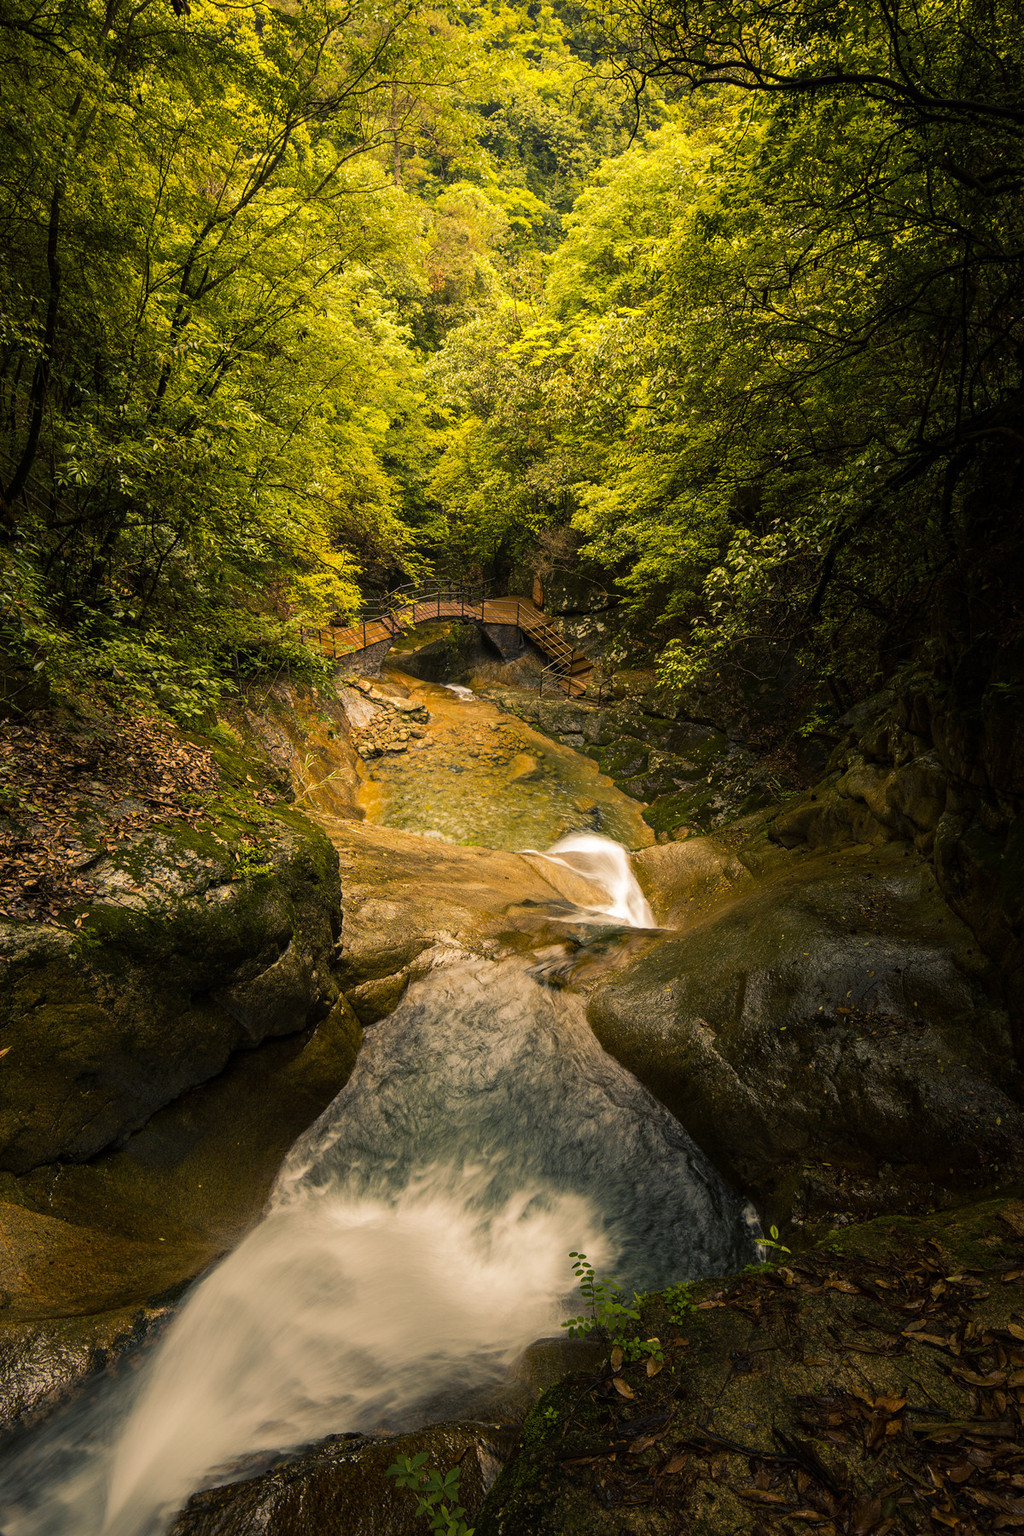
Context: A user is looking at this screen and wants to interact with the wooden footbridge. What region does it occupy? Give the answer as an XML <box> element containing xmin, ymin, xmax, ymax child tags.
<box><xmin>300</xmin><ymin>581</ymin><xmax>597</xmax><ymax>698</ymax></box>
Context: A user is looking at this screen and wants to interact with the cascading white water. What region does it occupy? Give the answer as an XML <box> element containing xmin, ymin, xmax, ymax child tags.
<box><xmin>522</xmin><ymin>831</ymin><xmax>656</xmax><ymax>928</ymax></box>
<box><xmin>0</xmin><ymin>847</ymin><xmax>752</xmax><ymax>1536</ymax></box>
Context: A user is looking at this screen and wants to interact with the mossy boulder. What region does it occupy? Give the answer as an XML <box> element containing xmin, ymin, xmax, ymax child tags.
<box><xmin>0</xmin><ymin>996</ymin><xmax>361</xmax><ymax>1431</ymax></box>
<box><xmin>587</xmin><ymin>842</ymin><xmax>1024</xmax><ymax>1216</ymax></box>
<box><xmin>594</xmin><ymin>737</ymin><xmax>651</xmax><ymax>781</ymax></box>
<box><xmin>0</xmin><ymin>809</ymin><xmax>343</xmax><ymax>1172</ymax></box>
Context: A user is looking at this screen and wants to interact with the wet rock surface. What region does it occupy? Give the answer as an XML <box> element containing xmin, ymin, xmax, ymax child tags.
<box><xmin>586</xmin><ymin>839</ymin><xmax>1024</xmax><ymax>1220</ymax></box>
<box><xmin>0</xmin><ymin>809</ymin><xmax>342</xmax><ymax>1173</ymax></box>
<box><xmin>317</xmin><ymin>815</ymin><xmax>622</xmax><ymax>1015</ymax></box>
<box><xmin>351</xmin><ymin>675</ymin><xmax>651</xmax><ymax>852</ymax></box>
<box><xmin>0</xmin><ymin>997</ymin><xmax>362</xmax><ymax>1431</ymax></box>
<box><xmin>477</xmin><ymin>1199</ymin><xmax>1024</xmax><ymax>1536</ymax></box>
<box><xmin>0</xmin><ymin>1300</ymin><xmax>176</xmax><ymax>1442</ymax></box>
<box><xmin>171</xmin><ymin>1420</ymin><xmax>517</xmax><ymax>1536</ymax></box>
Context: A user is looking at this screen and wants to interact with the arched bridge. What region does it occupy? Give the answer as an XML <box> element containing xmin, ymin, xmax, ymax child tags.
<box><xmin>300</xmin><ymin>581</ymin><xmax>596</xmax><ymax>698</ymax></box>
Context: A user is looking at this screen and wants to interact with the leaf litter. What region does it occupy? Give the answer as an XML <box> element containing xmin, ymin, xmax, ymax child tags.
<box><xmin>534</xmin><ymin>1208</ymin><xmax>1024</xmax><ymax>1535</ymax></box>
<box><xmin>0</xmin><ymin>712</ymin><xmax>271</xmax><ymax>924</ymax></box>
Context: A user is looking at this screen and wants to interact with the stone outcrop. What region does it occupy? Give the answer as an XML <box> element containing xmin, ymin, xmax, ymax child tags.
<box><xmin>0</xmin><ymin>809</ymin><xmax>343</xmax><ymax>1174</ymax></box>
<box><xmin>487</xmin><ymin>687</ymin><xmax>776</xmax><ymax>836</ymax></box>
<box><xmin>477</xmin><ymin>1199</ymin><xmax>1024</xmax><ymax>1536</ymax></box>
<box><xmin>584</xmin><ymin>834</ymin><xmax>1024</xmax><ymax>1222</ymax></box>
<box><xmin>765</xmin><ymin>662</ymin><xmax>1024</xmax><ymax>1030</ymax></box>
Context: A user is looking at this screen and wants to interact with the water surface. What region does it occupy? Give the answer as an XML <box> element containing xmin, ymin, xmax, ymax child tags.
<box><xmin>356</xmin><ymin>675</ymin><xmax>652</xmax><ymax>852</ymax></box>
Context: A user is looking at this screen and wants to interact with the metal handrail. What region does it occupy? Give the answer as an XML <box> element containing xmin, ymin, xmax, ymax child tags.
<box><xmin>300</xmin><ymin>582</ymin><xmax>605</xmax><ymax>700</ymax></box>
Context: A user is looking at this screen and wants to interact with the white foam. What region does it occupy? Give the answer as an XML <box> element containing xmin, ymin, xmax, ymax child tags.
<box><xmin>96</xmin><ymin>1173</ymin><xmax>603</xmax><ymax>1536</ymax></box>
<box><xmin>522</xmin><ymin>832</ymin><xmax>655</xmax><ymax>927</ymax></box>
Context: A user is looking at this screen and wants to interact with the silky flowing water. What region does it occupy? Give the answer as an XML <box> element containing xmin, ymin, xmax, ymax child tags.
<box><xmin>0</xmin><ymin>698</ymin><xmax>757</xmax><ymax>1536</ymax></box>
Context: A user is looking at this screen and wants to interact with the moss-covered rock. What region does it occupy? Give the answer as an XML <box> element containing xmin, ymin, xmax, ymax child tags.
<box><xmin>586</xmin><ymin>842</ymin><xmax>1024</xmax><ymax>1217</ymax></box>
<box><xmin>0</xmin><ymin>809</ymin><xmax>343</xmax><ymax>1172</ymax></box>
<box><xmin>594</xmin><ymin>738</ymin><xmax>651</xmax><ymax>782</ymax></box>
<box><xmin>477</xmin><ymin>1199</ymin><xmax>1024</xmax><ymax>1536</ymax></box>
<box><xmin>0</xmin><ymin>995</ymin><xmax>361</xmax><ymax>1430</ymax></box>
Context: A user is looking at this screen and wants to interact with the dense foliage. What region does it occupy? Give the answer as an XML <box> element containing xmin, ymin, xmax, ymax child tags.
<box><xmin>0</xmin><ymin>0</ymin><xmax>639</xmax><ymax>715</ymax></box>
<box><xmin>1</xmin><ymin>0</ymin><xmax>1020</xmax><ymax>726</ymax></box>
<box><xmin>429</xmin><ymin>0</ymin><xmax>1024</xmax><ymax>717</ymax></box>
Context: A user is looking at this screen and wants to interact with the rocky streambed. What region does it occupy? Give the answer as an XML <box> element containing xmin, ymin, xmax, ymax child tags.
<box><xmin>0</xmin><ymin>665</ymin><xmax>1021</xmax><ymax>1536</ymax></box>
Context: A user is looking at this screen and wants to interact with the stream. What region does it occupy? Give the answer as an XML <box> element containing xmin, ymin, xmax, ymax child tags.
<box><xmin>0</xmin><ymin>683</ymin><xmax>759</xmax><ymax>1536</ymax></box>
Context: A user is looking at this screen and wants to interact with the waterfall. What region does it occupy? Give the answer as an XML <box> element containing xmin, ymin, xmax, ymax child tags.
<box><xmin>0</xmin><ymin>859</ymin><xmax>753</xmax><ymax>1536</ymax></box>
<box><xmin>522</xmin><ymin>832</ymin><xmax>656</xmax><ymax>928</ymax></box>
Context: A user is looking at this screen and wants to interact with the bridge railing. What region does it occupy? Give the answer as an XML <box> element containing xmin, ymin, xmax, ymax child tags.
<box><xmin>299</xmin><ymin>582</ymin><xmax>610</xmax><ymax>700</ymax></box>
<box><xmin>298</xmin><ymin>580</ymin><xmax>492</xmax><ymax>658</ymax></box>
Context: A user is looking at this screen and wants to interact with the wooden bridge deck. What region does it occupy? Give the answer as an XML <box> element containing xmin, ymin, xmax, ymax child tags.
<box><xmin>303</xmin><ymin>592</ymin><xmax>594</xmax><ymax>697</ymax></box>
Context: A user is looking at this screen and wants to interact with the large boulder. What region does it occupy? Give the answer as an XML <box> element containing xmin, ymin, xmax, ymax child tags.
<box><xmin>0</xmin><ymin>809</ymin><xmax>343</xmax><ymax>1173</ymax></box>
<box><xmin>587</xmin><ymin>842</ymin><xmax>1024</xmax><ymax>1217</ymax></box>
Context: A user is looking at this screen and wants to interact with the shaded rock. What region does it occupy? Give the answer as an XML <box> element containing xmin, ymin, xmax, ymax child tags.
<box><xmin>639</xmin><ymin>786</ymin><xmax>715</xmax><ymax>833</ymax></box>
<box><xmin>587</xmin><ymin>843</ymin><xmax>1024</xmax><ymax>1214</ymax></box>
<box><xmin>594</xmin><ymin>737</ymin><xmax>649</xmax><ymax>781</ymax></box>
<box><xmin>0</xmin><ymin>1201</ymin><xmax>206</xmax><ymax>1323</ymax></box>
<box><xmin>393</xmin><ymin>626</ymin><xmax>501</xmax><ymax>686</ymax></box>
<box><xmin>0</xmin><ymin>812</ymin><xmax>342</xmax><ymax>1174</ymax></box>
<box><xmin>477</xmin><ymin>1200</ymin><xmax>1024</xmax><ymax>1536</ymax></box>
<box><xmin>334</xmin><ymin>638</ymin><xmax>393</xmax><ymax>677</ymax></box>
<box><xmin>346</xmin><ymin>969</ymin><xmax>411</xmax><ymax>1025</ymax></box>
<box><xmin>479</xmin><ymin>623</ymin><xmax>528</xmax><ymax>662</ymax></box>
<box><xmin>171</xmin><ymin>1420</ymin><xmax>517</xmax><ymax>1536</ymax></box>
<box><xmin>507</xmin><ymin>1335</ymin><xmax>605</xmax><ymax>1398</ymax></box>
<box><xmin>771</xmin><ymin>750</ymin><xmax>950</xmax><ymax>857</ymax></box>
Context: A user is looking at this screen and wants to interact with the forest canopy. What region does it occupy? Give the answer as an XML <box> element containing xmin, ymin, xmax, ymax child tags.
<box><xmin>0</xmin><ymin>0</ymin><xmax>1020</xmax><ymax>726</ymax></box>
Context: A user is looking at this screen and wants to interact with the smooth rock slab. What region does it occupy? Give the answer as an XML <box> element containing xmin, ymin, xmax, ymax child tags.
<box><xmin>587</xmin><ymin>842</ymin><xmax>1024</xmax><ymax>1213</ymax></box>
<box><xmin>171</xmin><ymin>1421</ymin><xmax>516</xmax><ymax>1536</ymax></box>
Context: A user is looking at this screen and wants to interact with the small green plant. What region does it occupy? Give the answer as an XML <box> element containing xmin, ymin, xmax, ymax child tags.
<box><xmin>386</xmin><ymin>1452</ymin><xmax>474</xmax><ymax>1536</ymax></box>
<box><xmin>562</xmin><ymin>1252</ymin><xmax>664</xmax><ymax>1364</ymax></box>
<box><xmin>293</xmin><ymin>750</ymin><xmax>346</xmax><ymax>806</ymax></box>
<box><xmin>662</xmin><ymin>1278</ymin><xmax>697</xmax><ymax>1325</ymax></box>
<box><xmin>743</xmin><ymin>1225</ymin><xmax>792</xmax><ymax>1272</ymax></box>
